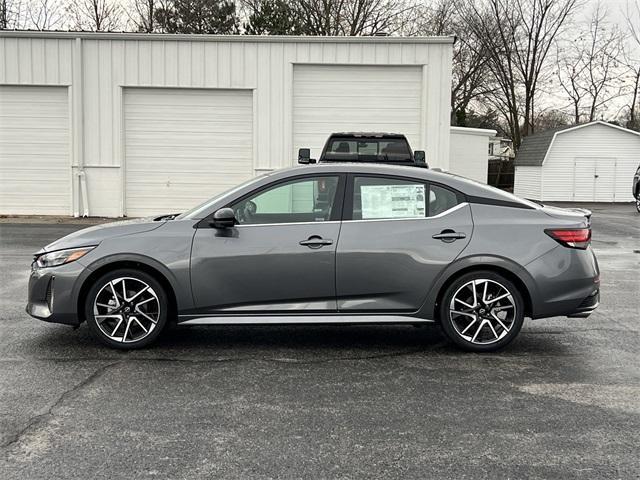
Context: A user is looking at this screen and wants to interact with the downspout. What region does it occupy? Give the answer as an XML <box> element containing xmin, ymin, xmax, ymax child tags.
<box><xmin>72</xmin><ymin>36</ymin><xmax>89</xmax><ymax>217</ymax></box>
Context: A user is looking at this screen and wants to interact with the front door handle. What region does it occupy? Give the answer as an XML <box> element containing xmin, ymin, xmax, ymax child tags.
<box><xmin>432</xmin><ymin>230</ymin><xmax>466</xmax><ymax>243</ymax></box>
<box><xmin>299</xmin><ymin>235</ymin><xmax>333</xmax><ymax>249</ymax></box>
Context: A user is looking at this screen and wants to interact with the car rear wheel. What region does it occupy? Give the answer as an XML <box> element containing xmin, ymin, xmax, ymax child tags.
<box><xmin>439</xmin><ymin>271</ymin><xmax>524</xmax><ymax>352</ymax></box>
<box><xmin>85</xmin><ymin>269</ymin><xmax>168</xmax><ymax>349</ymax></box>
<box><xmin>635</xmin><ymin>193</ymin><xmax>640</xmax><ymax>213</ymax></box>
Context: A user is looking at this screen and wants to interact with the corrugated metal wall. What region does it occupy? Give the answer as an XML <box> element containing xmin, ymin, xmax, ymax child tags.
<box><xmin>0</xmin><ymin>33</ymin><xmax>453</xmax><ymax>216</ymax></box>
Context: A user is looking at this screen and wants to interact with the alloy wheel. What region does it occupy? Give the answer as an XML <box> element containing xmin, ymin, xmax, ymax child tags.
<box><xmin>93</xmin><ymin>276</ymin><xmax>160</xmax><ymax>343</ymax></box>
<box><xmin>636</xmin><ymin>195</ymin><xmax>640</xmax><ymax>213</ymax></box>
<box><xmin>448</xmin><ymin>279</ymin><xmax>517</xmax><ymax>345</ymax></box>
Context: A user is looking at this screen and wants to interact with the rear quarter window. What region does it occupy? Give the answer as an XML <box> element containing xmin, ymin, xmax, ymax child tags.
<box><xmin>428</xmin><ymin>185</ymin><xmax>460</xmax><ymax>216</ymax></box>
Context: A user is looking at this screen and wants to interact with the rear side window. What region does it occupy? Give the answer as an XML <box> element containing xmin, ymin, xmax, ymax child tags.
<box><xmin>351</xmin><ymin>176</ymin><xmax>461</xmax><ymax>220</ymax></box>
<box><xmin>352</xmin><ymin>177</ymin><xmax>426</xmax><ymax>220</ymax></box>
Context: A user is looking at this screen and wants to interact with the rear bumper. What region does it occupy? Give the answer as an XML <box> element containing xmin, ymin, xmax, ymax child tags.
<box><xmin>526</xmin><ymin>246</ymin><xmax>600</xmax><ymax>319</ymax></box>
<box><xmin>566</xmin><ymin>289</ymin><xmax>600</xmax><ymax>318</ymax></box>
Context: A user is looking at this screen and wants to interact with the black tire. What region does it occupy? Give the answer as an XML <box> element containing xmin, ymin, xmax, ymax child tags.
<box><xmin>635</xmin><ymin>192</ymin><xmax>640</xmax><ymax>213</ymax></box>
<box><xmin>439</xmin><ymin>270</ymin><xmax>525</xmax><ymax>352</ymax></box>
<box><xmin>85</xmin><ymin>268</ymin><xmax>168</xmax><ymax>349</ymax></box>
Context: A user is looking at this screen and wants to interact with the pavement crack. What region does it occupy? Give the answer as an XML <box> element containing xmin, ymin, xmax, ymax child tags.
<box><xmin>0</xmin><ymin>360</ymin><xmax>122</xmax><ymax>452</ymax></box>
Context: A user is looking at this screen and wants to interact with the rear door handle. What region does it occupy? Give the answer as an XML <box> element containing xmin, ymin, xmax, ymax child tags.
<box><xmin>432</xmin><ymin>230</ymin><xmax>466</xmax><ymax>242</ymax></box>
<box><xmin>299</xmin><ymin>235</ymin><xmax>333</xmax><ymax>249</ymax></box>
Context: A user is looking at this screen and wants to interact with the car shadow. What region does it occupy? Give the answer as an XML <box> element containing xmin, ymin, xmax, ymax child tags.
<box><xmin>22</xmin><ymin>321</ymin><xmax>579</xmax><ymax>363</ymax></box>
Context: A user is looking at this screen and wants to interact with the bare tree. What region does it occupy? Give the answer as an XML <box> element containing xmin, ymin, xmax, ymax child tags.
<box><xmin>405</xmin><ymin>1</ymin><xmax>495</xmax><ymax>126</ymax></box>
<box><xmin>67</xmin><ymin>0</ymin><xmax>123</xmax><ymax>31</ymax></box>
<box><xmin>127</xmin><ymin>0</ymin><xmax>158</xmax><ymax>32</ymax></box>
<box><xmin>459</xmin><ymin>0</ymin><xmax>581</xmax><ymax>149</ymax></box>
<box><xmin>295</xmin><ymin>0</ymin><xmax>412</xmax><ymax>36</ymax></box>
<box><xmin>556</xmin><ymin>2</ymin><xmax>624</xmax><ymax>124</ymax></box>
<box><xmin>620</xmin><ymin>0</ymin><xmax>640</xmax><ymax>130</ymax></box>
<box><xmin>2</xmin><ymin>0</ymin><xmax>29</xmax><ymax>29</ymax></box>
<box><xmin>27</xmin><ymin>0</ymin><xmax>64</xmax><ymax>29</ymax></box>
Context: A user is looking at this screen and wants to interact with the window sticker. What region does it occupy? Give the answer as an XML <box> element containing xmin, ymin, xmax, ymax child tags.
<box><xmin>360</xmin><ymin>184</ymin><xmax>426</xmax><ymax>219</ymax></box>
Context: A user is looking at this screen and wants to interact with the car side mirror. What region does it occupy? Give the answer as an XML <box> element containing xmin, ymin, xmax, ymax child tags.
<box><xmin>414</xmin><ymin>150</ymin><xmax>427</xmax><ymax>166</ymax></box>
<box><xmin>298</xmin><ymin>148</ymin><xmax>315</xmax><ymax>164</ymax></box>
<box><xmin>211</xmin><ymin>208</ymin><xmax>237</xmax><ymax>229</ymax></box>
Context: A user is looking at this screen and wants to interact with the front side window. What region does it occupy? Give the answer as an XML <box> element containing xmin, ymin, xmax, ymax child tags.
<box><xmin>352</xmin><ymin>176</ymin><xmax>461</xmax><ymax>220</ymax></box>
<box><xmin>231</xmin><ymin>176</ymin><xmax>340</xmax><ymax>225</ymax></box>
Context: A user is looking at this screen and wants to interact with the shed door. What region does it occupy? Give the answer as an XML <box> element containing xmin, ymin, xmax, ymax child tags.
<box><xmin>124</xmin><ymin>88</ymin><xmax>253</xmax><ymax>217</ymax></box>
<box><xmin>293</xmin><ymin>65</ymin><xmax>423</xmax><ymax>162</ymax></box>
<box><xmin>573</xmin><ymin>157</ymin><xmax>616</xmax><ymax>202</ymax></box>
<box><xmin>0</xmin><ymin>86</ymin><xmax>70</xmax><ymax>215</ymax></box>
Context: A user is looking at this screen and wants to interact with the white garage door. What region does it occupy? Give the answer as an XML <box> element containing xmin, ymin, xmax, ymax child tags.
<box><xmin>0</xmin><ymin>86</ymin><xmax>70</xmax><ymax>215</ymax></box>
<box><xmin>124</xmin><ymin>88</ymin><xmax>253</xmax><ymax>217</ymax></box>
<box><xmin>293</xmin><ymin>65</ymin><xmax>423</xmax><ymax>160</ymax></box>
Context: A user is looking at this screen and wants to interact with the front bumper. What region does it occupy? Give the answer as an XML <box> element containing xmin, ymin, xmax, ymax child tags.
<box><xmin>26</xmin><ymin>261</ymin><xmax>86</xmax><ymax>326</ymax></box>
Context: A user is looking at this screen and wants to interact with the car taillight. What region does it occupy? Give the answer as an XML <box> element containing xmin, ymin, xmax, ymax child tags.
<box><xmin>545</xmin><ymin>228</ymin><xmax>591</xmax><ymax>249</ymax></box>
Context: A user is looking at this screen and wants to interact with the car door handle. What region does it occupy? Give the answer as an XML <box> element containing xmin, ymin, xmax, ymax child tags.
<box><xmin>299</xmin><ymin>236</ymin><xmax>333</xmax><ymax>249</ymax></box>
<box><xmin>432</xmin><ymin>230</ymin><xmax>466</xmax><ymax>242</ymax></box>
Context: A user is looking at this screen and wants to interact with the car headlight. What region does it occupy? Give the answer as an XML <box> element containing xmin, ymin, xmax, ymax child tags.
<box><xmin>34</xmin><ymin>246</ymin><xmax>95</xmax><ymax>269</ymax></box>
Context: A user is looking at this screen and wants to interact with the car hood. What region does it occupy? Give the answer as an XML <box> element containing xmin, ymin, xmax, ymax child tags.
<box><xmin>41</xmin><ymin>217</ymin><xmax>166</xmax><ymax>253</ymax></box>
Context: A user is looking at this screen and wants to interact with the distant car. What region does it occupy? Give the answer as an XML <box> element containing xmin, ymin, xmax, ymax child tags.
<box><xmin>634</xmin><ymin>164</ymin><xmax>640</xmax><ymax>213</ymax></box>
<box><xmin>28</xmin><ymin>163</ymin><xmax>599</xmax><ymax>352</ymax></box>
<box><xmin>298</xmin><ymin>132</ymin><xmax>427</xmax><ymax>167</ymax></box>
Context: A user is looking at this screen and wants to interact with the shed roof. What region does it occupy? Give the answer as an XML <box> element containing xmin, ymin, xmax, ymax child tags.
<box><xmin>514</xmin><ymin>121</ymin><xmax>640</xmax><ymax>167</ymax></box>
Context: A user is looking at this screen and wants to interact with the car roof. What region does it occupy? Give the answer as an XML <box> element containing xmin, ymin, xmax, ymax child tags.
<box><xmin>269</xmin><ymin>163</ymin><xmax>535</xmax><ymax>207</ymax></box>
<box><xmin>328</xmin><ymin>132</ymin><xmax>407</xmax><ymax>139</ymax></box>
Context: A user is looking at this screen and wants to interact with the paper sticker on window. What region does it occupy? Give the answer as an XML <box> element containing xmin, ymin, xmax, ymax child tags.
<box><xmin>360</xmin><ymin>184</ymin><xmax>426</xmax><ymax>219</ymax></box>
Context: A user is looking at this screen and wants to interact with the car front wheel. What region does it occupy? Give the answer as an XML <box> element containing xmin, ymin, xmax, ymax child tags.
<box><xmin>635</xmin><ymin>193</ymin><xmax>640</xmax><ymax>213</ymax></box>
<box><xmin>439</xmin><ymin>271</ymin><xmax>524</xmax><ymax>352</ymax></box>
<box><xmin>85</xmin><ymin>269</ymin><xmax>168</xmax><ymax>349</ymax></box>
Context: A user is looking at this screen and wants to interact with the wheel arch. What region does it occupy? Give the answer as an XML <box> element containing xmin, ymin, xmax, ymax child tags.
<box><xmin>75</xmin><ymin>255</ymin><xmax>179</xmax><ymax>325</ymax></box>
<box><xmin>420</xmin><ymin>256</ymin><xmax>537</xmax><ymax>322</ymax></box>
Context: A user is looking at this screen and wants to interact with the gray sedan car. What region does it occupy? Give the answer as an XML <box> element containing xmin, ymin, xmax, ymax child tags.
<box><xmin>27</xmin><ymin>163</ymin><xmax>600</xmax><ymax>352</ymax></box>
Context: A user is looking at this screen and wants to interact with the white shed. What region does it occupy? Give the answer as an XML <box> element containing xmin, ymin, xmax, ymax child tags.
<box><xmin>0</xmin><ymin>31</ymin><xmax>454</xmax><ymax>217</ymax></box>
<box><xmin>448</xmin><ymin>126</ymin><xmax>497</xmax><ymax>183</ymax></box>
<box><xmin>514</xmin><ymin>121</ymin><xmax>640</xmax><ymax>202</ymax></box>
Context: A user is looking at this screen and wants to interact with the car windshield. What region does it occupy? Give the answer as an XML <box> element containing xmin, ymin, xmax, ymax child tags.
<box><xmin>176</xmin><ymin>175</ymin><xmax>269</xmax><ymax>220</ymax></box>
<box><xmin>324</xmin><ymin>137</ymin><xmax>412</xmax><ymax>162</ymax></box>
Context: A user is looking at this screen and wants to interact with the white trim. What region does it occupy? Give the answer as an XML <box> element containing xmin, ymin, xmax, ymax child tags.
<box><xmin>541</xmin><ymin>121</ymin><xmax>640</xmax><ymax>166</ymax></box>
<box><xmin>179</xmin><ymin>315</ymin><xmax>434</xmax><ymax>325</ymax></box>
<box><xmin>344</xmin><ymin>202</ymin><xmax>468</xmax><ymax>223</ymax></box>
<box><xmin>0</xmin><ymin>31</ymin><xmax>455</xmax><ymax>44</ymax></box>
<box><xmin>450</xmin><ymin>126</ymin><xmax>498</xmax><ymax>137</ymax></box>
<box><xmin>236</xmin><ymin>221</ymin><xmax>341</xmax><ymax>228</ymax></box>
<box><xmin>231</xmin><ymin>203</ymin><xmax>468</xmax><ymax>228</ymax></box>
<box><xmin>554</xmin><ymin>120</ymin><xmax>640</xmax><ymax>138</ymax></box>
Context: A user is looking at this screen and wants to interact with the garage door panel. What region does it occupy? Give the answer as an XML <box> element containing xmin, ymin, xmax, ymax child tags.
<box><xmin>124</xmin><ymin>88</ymin><xmax>253</xmax><ymax>217</ymax></box>
<box><xmin>125</xmin><ymin>123</ymin><xmax>253</xmax><ymax>135</ymax></box>
<box><xmin>0</xmin><ymin>86</ymin><xmax>70</xmax><ymax>215</ymax></box>
<box><xmin>293</xmin><ymin>65</ymin><xmax>422</xmax><ymax>160</ymax></box>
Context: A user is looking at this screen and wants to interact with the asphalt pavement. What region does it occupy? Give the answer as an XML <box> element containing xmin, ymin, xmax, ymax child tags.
<box><xmin>0</xmin><ymin>204</ymin><xmax>638</xmax><ymax>479</ymax></box>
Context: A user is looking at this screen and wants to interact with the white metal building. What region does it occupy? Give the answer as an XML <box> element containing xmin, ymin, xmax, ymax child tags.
<box><xmin>0</xmin><ymin>31</ymin><xmax>454</xmax><ymax>217</ymax></box>
<box><xmin>514</xmin><ymin>121</ymin><xmax>640</xmax><ymax>202</ymax></box>
<box><xmin>449</xmin><ymin>126</ymin><xmax>497</xmax><ymax>184</ymax></box>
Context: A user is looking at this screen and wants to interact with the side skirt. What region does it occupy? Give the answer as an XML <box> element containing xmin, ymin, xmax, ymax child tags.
<box><xmin>178</xmin><ymin>315</ymin><xmax>435</xmax><ymax>326</ymax></box>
